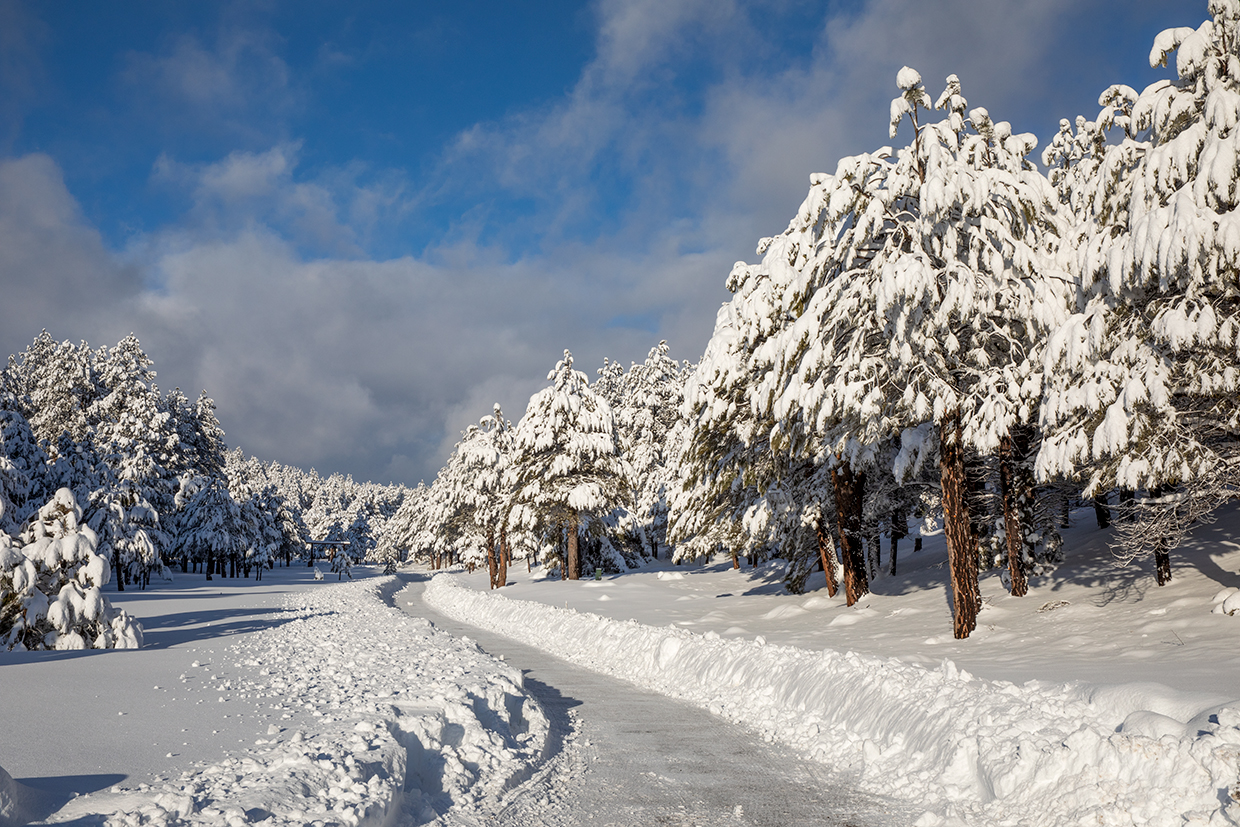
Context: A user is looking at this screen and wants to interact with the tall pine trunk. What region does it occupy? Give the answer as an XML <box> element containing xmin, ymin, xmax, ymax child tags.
<box><xmin>487</xmin><ymin>526</ymin><xmax>498</xmax><ymax>589</ymax></box>
<box><xmin>997</xmin><ymin>426</ymin><xmax>1032</xmax><ymax>598</ymax></box>
<box><xmin>940</xmin><ymin>410</ymin><xmax>980</xmax><ymax>638</ymax></box>
<box><xmin>816</xmin><ymin>518</ymin><xmax>838</xmax><ymax>598</ymax></box>
<box><xmin>498</xmin><ymin>526</ymin><xmax>509</xmax><ymax>587</ymax></box>
<box><xmin>567</xmin><ymin>513</ymin><xmax>580</xmax><ymax>580</ymax></box>
<box><xmin>831</xmin><ymin>460</ymin><xmax>869</xmax><ymax>605</ymax></box>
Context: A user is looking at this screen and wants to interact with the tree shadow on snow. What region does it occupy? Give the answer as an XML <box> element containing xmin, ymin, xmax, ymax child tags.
<box><xmin>136</xmin><ymin>606</ymin><xmax>306</xmax><ymax>649</ymax></box>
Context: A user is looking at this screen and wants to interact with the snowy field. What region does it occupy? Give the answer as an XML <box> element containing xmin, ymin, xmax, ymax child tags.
<box><xmin>424</xmin><ymin>506</ymin><xmax>1240</xmax><ymax>827</ymax></box>
<box><xmin>0</xmin><ymin>566</ymin><xmax>547</xmax><ymax>826</ymax></box>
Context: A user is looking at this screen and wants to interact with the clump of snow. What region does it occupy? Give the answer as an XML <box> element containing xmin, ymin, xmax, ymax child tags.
<box><xmin>1212</xmin><ymin>588</ymin><xmax>1240</xmax><ymax>615</ymax></box>
<box><xmin>425</xmin><ymin>573</ymin><xmax>1240</xmax><ymax>826</ymax></box>
<box><xmin>52</xmin><ymin>576</ymin><xmax>547</xmax><ymax>826</ymax></box>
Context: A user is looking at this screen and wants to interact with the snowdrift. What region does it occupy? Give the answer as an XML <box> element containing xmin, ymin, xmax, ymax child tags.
<box><xmin>51</xmin><ymin>576</ymin><xmax>547</xmax><ymax>827</ymax></box>
<box><xmin>425</xmin><ymin>574</ymin><xmax>1240</xmax><ymax>827</ymax></box>
<box><xmin>0</xmin><ymin>764</ymin><xmax>54</xmax><ymax>827</ymax></box>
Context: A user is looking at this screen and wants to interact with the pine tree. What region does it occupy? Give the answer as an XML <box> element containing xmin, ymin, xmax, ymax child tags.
<box><xmin>0</xmin><ymin>488</ymin><xmax>143</xmax><ymax>650</ymax></box>
<box><xmin>745</xmin><ymin>69</ymin><xmax>1068</xmax><ymax>636</ymax></box>
<box><xmin>507</xmin><ymin>351</ymin><xmax>627</xmax><ymax>579</ymax></box>
<box><xmin>0</xmin><ymin>401</ymin><xmax>50</xmax><ymax>535</ymax></box>
<box><xmin>607</xmin><ymin>342</ymin><xmax>689</xmax><ymax>562</ymax></box>
<box><xmin>1039</xmin><ymin>1</ymin><xmax>1240</xmax><ymax>583</ymax></box>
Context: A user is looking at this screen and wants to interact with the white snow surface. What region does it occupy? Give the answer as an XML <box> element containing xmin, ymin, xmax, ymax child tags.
<box><xmin>15</xmin><ymin>571</ymin><xmax>547</xmax><ymax>827</ymax></box>
<box><xmin>424</xmin><ymin>510</ymin><xmax>1240</xmax><ymax>827</ymax></box>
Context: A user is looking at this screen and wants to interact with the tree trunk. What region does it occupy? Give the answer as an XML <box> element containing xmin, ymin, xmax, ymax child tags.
<box><xmin>498</xmin><ymin>526</ymin><xmax>509</xmax><ymax>587</ymax></box>
<box><xmin>116</xmin><ymin>560</ymin><xmax>126</xmax><ymax>592</ymax></box>
<box><xmin>1155</xmin><ymin>545</ymin><xmax>1172</xmax><ymax>585</ymax></box>
<box><xmin>1093</xmin><ymin>496</ymin><xmax>1111</xmax><ymax>529</ymax></box>
<box><xmin>206</xmin><ymin>550</ymin><xmax>214</xmax><ymax>581</ymax></box>
<box><xmin>998</xmin><ymin>428</ymin><xmax>1030</xmax><ymax>598</ymax></box>
<box><xmin>730</xmin><ymin>549</ymin><xmax>740</xmax><ymax>570</ymax></box>
<box><xmin>865</xmin><ymin>530</ymin><xmax>880</xmax><ymax>580</ymax></box>
<box><xmin>487</xmin><ymin>526</ymin><xmax>498</xmax><ymax>589</ymax></box>
<box><xmin>816</xmin><ymin>519</ymin><xmax>838</xmax><ymax>598</ymax></box>
<box><xmin>567</xmin><ymin>514</ymin><xmax>580</xmax><ymax>580</ymax></box>
<box><xmin>940</xmin><ymin>410</ymin><xmax>980</xmax><ymax>639</ymax></box>
<box><xmin>831</xmin><ymin>459</ymin><xmax>869</xmax><ymax>605</ymax></box>
<box><xmin>889</xmin><ymin>536</ymin><xmax>898</xmax><ymax>577</ymax></box>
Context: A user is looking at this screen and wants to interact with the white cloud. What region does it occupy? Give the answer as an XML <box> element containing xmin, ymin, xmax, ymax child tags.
<box><xmin>0</xmin><ymin>155</ymin><xmax>142</xmax><ymax>353</ymax></box>
<box><xmin>120</xmin><ymin>27</ymin><xmax>299</xmax><ymax>143</ymax></box>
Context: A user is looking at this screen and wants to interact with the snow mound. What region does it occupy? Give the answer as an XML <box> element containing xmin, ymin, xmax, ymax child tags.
<box><xmin>0</xmin><ymin>763</ymin><xmax>53</xmax><ymax>827</ymax></box>
<box><xmin>52</xmin><ymin>576</ymin><xmax>548</xmax><ymax>826</ymax></box>
<box><xmin>425</xmin><ymin>574</ymin><xmax>1240</xmax><ymax>827</ymax></box>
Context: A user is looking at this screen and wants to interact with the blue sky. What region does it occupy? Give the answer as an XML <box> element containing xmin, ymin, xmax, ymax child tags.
<box><xmin>0</xmin><ymin>0</ymin><xmax>1191</xmax><ymax>485</ymax></box>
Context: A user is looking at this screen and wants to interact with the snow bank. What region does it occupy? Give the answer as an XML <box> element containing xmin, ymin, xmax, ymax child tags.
<box><xmin>0</xmin><ymin>763</ymin><xmax>52</xmax><ymax>827</ymax></box>
<box><xmin>52</xmin><ymin>576</ymin><xmax>547</xmax><ymax>827</ymax></box>
<box><xmin>425</xmin><ymin>574</ymin><xmax>1240</xmax><ymax>827</ymax></box>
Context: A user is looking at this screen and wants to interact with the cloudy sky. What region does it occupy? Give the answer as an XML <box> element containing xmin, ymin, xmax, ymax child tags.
<box><xmin>0</xmin><ymin>0</ymin><xmax>1190</xmax><ymax>485</ymax></box>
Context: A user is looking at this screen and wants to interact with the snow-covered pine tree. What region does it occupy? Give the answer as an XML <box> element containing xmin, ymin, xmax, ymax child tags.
<box><xmin>1039</xmin><ymin>0</ymin><xmax>1240</xmax><ymax>583</ymax></box>
<box><xmin>750</xmin><ymin>70</ymin><xmax>1068</xmax><ymax>636</ymax></box>
<box><xmin>413</xmin><ymin>447</ymin><xmax>484</xmax><ymax>570</ymax></box>
<box><xmin>454</xmin><ymin>405</ymin><xmax>515</xmax><ymax>587</ymax></box>
<box><xmin>507</xmin><ymin>351</ymin><xmax>627</xmax><ymax>579</ymax></box>
<box><xmin>0</xmin><ymin>402</ymin><xmax>50</xmax><ymax>536</ymax></box>
<box><xmin>373</xmin><ymin>482</ymin><xmax>426</xmax><ymax>568</ymax></box>
<box><xmin>88</xmin><ymin>336</ymin><xmax>178</xmax><ymax>590</ymax></box>
<box><xmin>4</xmin><ymin>333</ymin><xmax>97</xmax><ymax>452</ymax></box>
<box><xmin>175</xmin><ymin>478</ymin><xmax>246</xmax><ymax>580</ymax></box>
<box><xmin>607</xmin><ymin>342</ymin><xmax>689</xmax><ymax>562</ymax></box>
<box><xmin>0</xmin><ymin>488</ymin><xmax>142</xmax><ymax>650</ymax></box>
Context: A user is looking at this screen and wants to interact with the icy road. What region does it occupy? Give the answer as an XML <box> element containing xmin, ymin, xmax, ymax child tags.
<box><xmin>395</xmin><ymin>575</ymin><xmax>901</xmax><ymax>827</ymax></box>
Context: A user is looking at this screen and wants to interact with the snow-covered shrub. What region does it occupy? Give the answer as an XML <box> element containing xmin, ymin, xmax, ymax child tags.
<box><xmin>0</xmin><ymin>488</ymin><xmax>143</xmax><ymax>651</ymax></box>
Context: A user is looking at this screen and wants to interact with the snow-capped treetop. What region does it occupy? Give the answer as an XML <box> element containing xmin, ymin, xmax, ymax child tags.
<box><xmin>751</xmin><ymin>69</ymin><xmax>1069</xmax><ymax>468</ymax></box>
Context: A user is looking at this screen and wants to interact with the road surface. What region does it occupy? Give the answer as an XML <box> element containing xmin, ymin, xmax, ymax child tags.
<box><xmin>394</xmin><ymin>575</ymin><xmax>907</xmax><ymax>827</ymax></box>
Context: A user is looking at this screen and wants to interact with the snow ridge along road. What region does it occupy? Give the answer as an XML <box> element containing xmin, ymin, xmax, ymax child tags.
<box><xmin>423</xmin><ymin>572</ymin><xmax>1240</xmax><ymax>827</ymax></box>
<box><xmin>397</xmin><ymin>575</ymin><xmax>899</xmax><ymax>827</ymax></box>
<box><xmin>40</xmin><ymin>574</ymin><xmax>548</xmax><ymax>827</ymax></box>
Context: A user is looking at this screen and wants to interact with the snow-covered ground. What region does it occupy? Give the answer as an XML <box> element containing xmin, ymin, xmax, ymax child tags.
<box><xmin>424</xmin><ymin>506</ymin><xmax>1240</xmax><ymax>827</ymax></box>
<box><xmin>1</xmin><ymin>566</ymin><xmax>547</xmax><ymax>827</ymax></box>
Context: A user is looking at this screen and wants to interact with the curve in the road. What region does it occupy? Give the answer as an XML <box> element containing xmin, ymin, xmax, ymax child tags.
<box><xmin>393</xmin><ymin>575</ymin><xmax>908</xmax><ymax>827</ymax></box>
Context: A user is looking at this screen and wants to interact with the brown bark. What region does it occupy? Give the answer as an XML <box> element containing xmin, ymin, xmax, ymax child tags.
<box><xmin>940</xmin><ymin>410</ymin><xmax>980</xmax><ymax>639</ymax></box>
<box><xmin>498</xmin><ymin>526</ymin><xmax>509</xmax><ymax>587</ymax></box>
<box><xmin>567</xmin><ymin>514</ymin><xmax>580</xmax><ymax>580</ymax></box>
<box><xmin>730</xmin><ymin>550</ymin><xmax>740</xmax><ymax>570</ymax></box>
<box><xmin>487</xmin><ymin>526</ymin><xmax>498</xmax><ymax>589</ymax></box>
<box><xmin>816</xmin><ymin>519</ymin><xmax>838</xmax><ymax>598</ymax></box>
<box><xmin>998</xmin><ymin>430</ymin><xmax>1029</xmax><ymax>598</ymax></box>
<box><xmin>831</xmin><ymin>460</ymin><xmax>869</xmax><ymax>605</ymax></box>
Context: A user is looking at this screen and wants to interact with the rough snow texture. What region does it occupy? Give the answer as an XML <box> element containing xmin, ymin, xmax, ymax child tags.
<box><xmin>425</xmin><ymin>574</ymin><xmax>1240</xmax><ymax>827</ymax></box>
<box><xmin>49</xmin><ymin>576</ymin><xmax>547</xmax><ymax>827</ymax></box>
